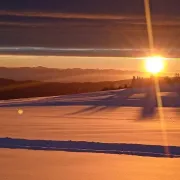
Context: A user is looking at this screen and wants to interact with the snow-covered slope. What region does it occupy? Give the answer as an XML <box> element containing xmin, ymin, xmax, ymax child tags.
<box><xmin>0</xmin><ymin>88</ymin><xmax>180</xmax><ymax>147</ymax></box>
<box><xmin>0</xmin><ymin>88</ymin><xmax>180</xmax><ymax>179</ymax></box>
<box><xmin>0</xmin><ymin>88</ymin><xmax>180</xmax><ymax>107</ymax></box>
<box><xmin>0</xmin><ymin>150</ymin><xmax>180</xmax><ymax>180</ymax></box>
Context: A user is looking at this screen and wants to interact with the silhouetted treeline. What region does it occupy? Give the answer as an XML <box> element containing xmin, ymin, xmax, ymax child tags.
<box><xmin>0</xmin><ymin>67</ymin><xmax>142</xmax><ymax>82</ymax></box>
<box><xmin>164</xmin><ymin>73</ymin><xmax>180</xmax><ymax>85</ymax></box>
<box><xmin>131</xmin><ymin>76</ymin><xmax>155</xmax><ymax>88</ymax></box>
<box><xmin>131</xmin><ymin>74</ymin><xmax>180</xmax><ymax>89</ymax></box>
<box><xmin>0</xmin><ymin>78</ymin><xmax>131</xmax><ymax>100</ymax></box>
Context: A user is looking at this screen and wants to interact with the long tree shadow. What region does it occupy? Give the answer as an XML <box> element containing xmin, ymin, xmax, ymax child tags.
<box><xmin>1</xmin><ymin>85</ymin><xmax>180</xmax><ymax>119</ymax></box>
<box><xmin>0</xmin><ymin>89</ymin><xmax>134</xmax><ymax>108</ymax></box>
<box><xmin>141</xmin><ymin>86</ymin><xmax>157</xmax><ymax>118</ymax></box>
<box><xmin>0</xmin><ymin>137</ymin><xmax>179</xmax><ymax>158</ymax></box>
<box><xmin>172</xmin><ymin>84</ymin><xmax>180</xmax><ymax>115</ymax></box>
<box><xmin>66</xmin><ymin>89</ymin><xmax>134</xmax><ymax>115</ymax></box>
<box><xmin>140</xmin><ymin>82</ymin><xmax>180</xmax><ymax>119</ymax></box>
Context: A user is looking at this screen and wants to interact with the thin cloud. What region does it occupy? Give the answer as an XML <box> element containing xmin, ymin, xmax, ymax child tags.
<box><xmin>0</xmin><ymin>21</ymin><xmax>45</xmax><ymax>27</ymax></box>
<box><xmin>0</xmin><ymin>10</ymin><xmax>180</xmax><ymax>27</ymax></box>
<box><xmin>0</xmin><ymin>10</ymin><xmax>143</xmax><ymax>21</ymax></box>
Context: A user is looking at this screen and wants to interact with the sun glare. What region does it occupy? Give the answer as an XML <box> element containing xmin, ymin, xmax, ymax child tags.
<box><xmin>145</xmin><ymin>56</ymin><xmax>165</xmax><ymax>74</ymax></box>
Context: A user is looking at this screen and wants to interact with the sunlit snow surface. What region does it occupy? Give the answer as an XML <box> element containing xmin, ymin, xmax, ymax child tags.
<box><xmin>0</xmin><ymin>89</ymin><xmax>180</xmax><ymax>179</ymax></box>
<box><xmin>0</xmin><ymin>88</ymin><xmax>180</xmax><ymax>145</ymax></box>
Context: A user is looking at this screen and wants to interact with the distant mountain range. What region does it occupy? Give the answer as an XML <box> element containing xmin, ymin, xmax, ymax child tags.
<box><xmin>0</xmin><ymin>67</ymin><xmax>144</xmax><ymax>82</ymax></box>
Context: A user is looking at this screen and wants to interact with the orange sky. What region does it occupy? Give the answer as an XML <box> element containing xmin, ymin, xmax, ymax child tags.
<box><xmin>0</xmin><ymin>55</ymin><xmax>179</xmax><ymax>72</ymax></box>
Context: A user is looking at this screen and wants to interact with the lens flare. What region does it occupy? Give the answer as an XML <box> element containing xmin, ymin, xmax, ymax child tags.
<box><xmin>18</xmin><ymin>109</ymin><xmax>24</xmax><ymax>115</ymax></box>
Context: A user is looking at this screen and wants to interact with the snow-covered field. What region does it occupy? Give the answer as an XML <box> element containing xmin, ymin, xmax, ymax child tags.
<box><xmin>0</xmin><ymin>89</ymin><xmax>180</xmax><ymax>179</ymax></box>
<box><xmin>0</xmin><ymin>150</ymin><xmax>179</xmax><ymax>180</ymax></box>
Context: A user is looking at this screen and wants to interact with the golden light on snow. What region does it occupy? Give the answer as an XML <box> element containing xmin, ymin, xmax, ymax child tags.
<box><xmin>18</xmin><ymin>109</ymin><xmax>24</xmax><ymax>115</ymax></box>
<box><xmin>145</xmin><ymin>56</ymin><xmax>165</xmax><ymax>74</ymax></box>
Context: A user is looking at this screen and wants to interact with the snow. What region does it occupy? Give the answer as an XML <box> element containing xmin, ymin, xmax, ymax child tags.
<box><xmin>0</xmin><ymin>88</ymin><xmax>180</xmax><ymax>179</ymax></box>
<box><xmin>0</xmin><ymin>149</ymin><xmax>179</xmax><ymax>180</ymax></box>
<box><xmin>0</xmin><ymin>106</ymin><xmax>179</xmax><ymax>146</ymax></box>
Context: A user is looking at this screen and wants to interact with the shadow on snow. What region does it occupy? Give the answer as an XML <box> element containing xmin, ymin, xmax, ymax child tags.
<box><xmin>0</xmin><ymin>137</ymin><xmax>179</xmax><ymax>158</ymax></box>
<box><xmin>1</xmin><ymin>86</ymin><xmax>180</xmax><ymax>119</ymax></box>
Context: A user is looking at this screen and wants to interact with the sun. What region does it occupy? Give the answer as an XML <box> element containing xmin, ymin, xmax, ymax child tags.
<box><xmin>145</xmin><ymin>56</ymin><xmax>165</xmax><ymax>74</ymax></box>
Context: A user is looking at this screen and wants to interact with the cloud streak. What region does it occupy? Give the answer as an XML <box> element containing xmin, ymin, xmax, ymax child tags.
<box><xmin>0</xmin><ymin>10</ymin><xmax>180</xmax><ymax>50</ymax></box>
<box><xmin>0</xmin><ymin>10</ymin><xmax>143</xmax><ymax>21</ymax></box>
<box><xmin>0</xmin><ymin>10</ymin><xmax>180</xmax><ymax>27</ymax></box>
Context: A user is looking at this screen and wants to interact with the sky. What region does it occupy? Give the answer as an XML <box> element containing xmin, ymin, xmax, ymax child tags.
<box><xmin>0</xmin><ymin>55</ymin><xmax>179</xmax><ymax>73</ymax></box>
<box><xmin>0</xmin><ymin>0</ymin><xmax>180</xmax><ymax>70</ymax></box>
<box><xmin>0</xmin><ymin>55</ymin><xmax>143</xmax><ymax>70</ymax></box>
